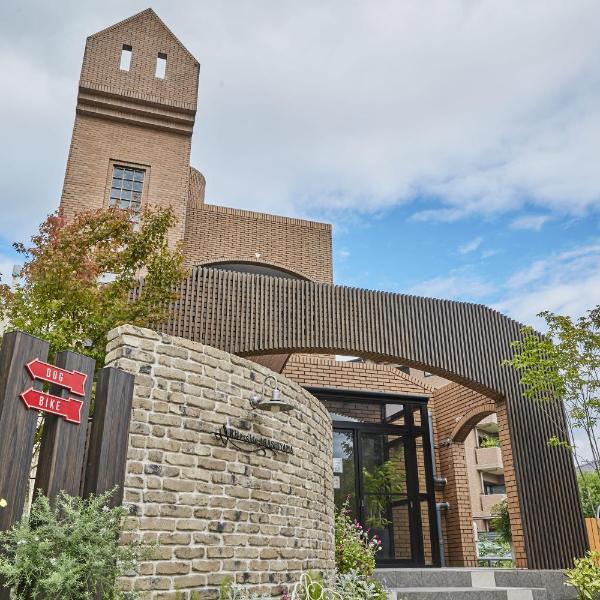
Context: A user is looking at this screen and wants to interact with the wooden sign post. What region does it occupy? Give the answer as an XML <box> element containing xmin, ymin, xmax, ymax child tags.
<box><xmin>34</xmin><ymin>351</ymin><xmax>95</xmax><ymax>501</ymax></box>
<box><xmin>0</xmin><ymin>331</ymin><xmax>50</xmax><ymax>532</ymax></box>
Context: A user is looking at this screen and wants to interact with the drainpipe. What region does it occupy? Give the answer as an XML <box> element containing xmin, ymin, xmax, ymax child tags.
<box><xmin>436</xmin><ymin>502</ymin><xmax>450</xmax><ymax>567</ymax></box>
<box><xmin>428</xmin><ymin>411</ymin><xmax>447</xmax><ymax>488</ymax></box>
<box><xmin>428</xmin><ymin>411</ymin><xmax>449</xmax><ymax>567</ymax></box>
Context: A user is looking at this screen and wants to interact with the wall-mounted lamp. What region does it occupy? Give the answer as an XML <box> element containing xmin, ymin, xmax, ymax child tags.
<box><xmin>250</xmin><ymin>375</ymin><xmax>293</xmax><ymax>413</ymax></box>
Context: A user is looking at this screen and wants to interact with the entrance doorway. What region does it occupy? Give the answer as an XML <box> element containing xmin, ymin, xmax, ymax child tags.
<box><xmin>310</xmin><ymin>389</ymin><xmax>440</xmax><ymax>567</ymax></box>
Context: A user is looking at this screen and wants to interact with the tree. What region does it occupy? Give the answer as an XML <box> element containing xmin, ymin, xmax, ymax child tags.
<box><xmin>578</xmin><ymin>471</ymin><xmax>600</xmax><ymax>518</ymax></box>
<box><xmin>0</xmin><ymin>207</ymin><xmax>186</xmax><ymax>366</ymax></box>
<box><xmin>490</xmin><ymin>499</ymin><xmax>512</xmax><ymax>544</ymax></box>
<box><xmin>505</xmin><ymin>307</ymin><xmax>600</xmax><ymax>516</ymax></box>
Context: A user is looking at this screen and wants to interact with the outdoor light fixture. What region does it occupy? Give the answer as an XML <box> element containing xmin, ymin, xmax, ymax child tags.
<box><xmin>250</xmin><ymin>375</ymin><xmax>293</xmax><ymax>413</ymax></box>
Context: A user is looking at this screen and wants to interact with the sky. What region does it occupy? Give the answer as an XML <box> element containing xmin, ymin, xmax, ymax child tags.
<box><xmin>1</xmin><ymin>0</ymin><xmax>599</xmax><ymax>330</ymax></box>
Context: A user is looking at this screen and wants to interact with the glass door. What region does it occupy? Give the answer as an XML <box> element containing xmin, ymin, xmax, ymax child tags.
<box><xmin>332</xmin><ymin>412</ymin><xmax>438</xmax><ymax>567</ymax></box>
<box><xmin>359</xmin><ymin>431</ymin><xmax>415</xmax><ymax>563</ymax></box>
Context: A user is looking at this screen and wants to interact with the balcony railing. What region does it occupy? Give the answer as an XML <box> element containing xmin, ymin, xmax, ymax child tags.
<box><xmin>480</xmin><ymin>493</ymin><xmax>507</xmax><ymax>515</ymax></box>
<box><xmin>476</xmin><ymin>446</ymin><xmax>503</xmax><ymax>474</ymax></box>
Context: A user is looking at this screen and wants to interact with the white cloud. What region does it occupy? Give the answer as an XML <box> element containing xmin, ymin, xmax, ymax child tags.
<box><xmin>510</xmin><ymin>215</ymin><xmax>552</xmax><ymax>231</ymax></box>
<box><xmin>1</xmin><ymin>0</ymin><xmax>600</xmax><ymax>242</ymax></box>
<box><xmin>458</xmin><ymin>236</ymin><xmax>483</xmax><ymax>255</ymax></box>
<box><xmin>481</xmin><ymin>249</ymin><xmax>500</xmax><ymax>259</ymax></box>
<box><xmin>495</xmin><ymin>242</ymin><xmax>600</xmax><ymax>327</ymax></box>
<box><xmin>408</xmin><ymin>269</ymin><xmax>495</xmax><ymax>301</ymax></box>
<box><xmin>338</xmin><ymin>249</ymin><xmax>351</xmax><ymax>260</ymax></box>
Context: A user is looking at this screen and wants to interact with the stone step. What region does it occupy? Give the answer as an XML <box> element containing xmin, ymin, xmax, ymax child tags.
<box><xmin>391</xmin><ymin>587</ymin><xmax>547</xmax><ymax>600</ymax></box>
<box><xmin>375</xmin><ymin>568</ymin><xmax>576</xmax><ymax>600</ymax></box>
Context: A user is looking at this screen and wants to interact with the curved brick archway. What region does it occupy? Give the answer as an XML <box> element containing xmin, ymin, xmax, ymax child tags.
<box><xmin>159</xmin><ymin>266</ymin><xmax>588</xmax><ymax>569</ymax></box>
<box><xmin>435</xmin><ymin>385</ymin><xmax>523</xmax><ymax>566</ymax></box>
<box><xmin>451</xmin><ymin>403</ymin><xmax>497</xmax><ymax>444</ymax></box>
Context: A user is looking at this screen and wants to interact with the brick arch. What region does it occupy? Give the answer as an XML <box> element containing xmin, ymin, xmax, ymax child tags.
<box><xmin>451</xmin><ymin>403</ymin><xmax>497</xmax><ymax>443</ymax></box>
<box><xmin>433</xmin><ymin>384</ymin><xmax>523</xmax><ymax>566</ymax></box>
<box><xmin>160</xmin><ymin>266</ymin><xmax>588</xmax><ymax>569</ymax></box>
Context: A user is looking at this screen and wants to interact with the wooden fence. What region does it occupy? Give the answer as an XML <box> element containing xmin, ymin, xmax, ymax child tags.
<box><xmin>586</xmin><ymin>518</ymin><xmax>600</xmax><ymax>552</ymax></box>
<box><xmin>0</xmin><ymin>330</ymin><xmax>134</xmax><ymax>599</ymax></box>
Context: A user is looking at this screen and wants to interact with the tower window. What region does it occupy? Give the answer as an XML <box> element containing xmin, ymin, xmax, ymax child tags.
<box><xmin>109</xmin><ymin>165</ymin><xmax>145</xmax><ymax>221</ymax></box>
<box><xmin>120</xmin><ymin>44</ymin><xmax>132</xmax><ymax>71</ymax></box>
<box><xmin>155</xmin><ymin>53</ymin><xmax>167</xmax><ymax>79</ymax></box>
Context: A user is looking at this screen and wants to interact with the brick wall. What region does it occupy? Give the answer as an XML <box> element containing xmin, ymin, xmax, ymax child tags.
<box><xmin>283</xmin><ymin>355</ymin><xmax>433</xmax><ymax>396</ymax></box>
<box><xmin>80</xmin><ymin>9</ymin><xmax>199</xmax><ymax>111</ymax></box>
<box><xmin>59</xmin><ymin>115</ymin><xmax>192</xmax><ymax>246</ymax></box>
<box><xmin>105</xmin><ymin>325</ymin><xmax>334</xmax><ymax>599</ymax></box>
<box><xmin>182</xmin><ymin>205</ymin><xmax>333</xmax><ymax>283</ymax></box>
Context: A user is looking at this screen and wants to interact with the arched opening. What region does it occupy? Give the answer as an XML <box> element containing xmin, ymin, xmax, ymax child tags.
<box><xmin>200</xmin><ymin>260</ymin><xmax>309</xmax><ymax>280</ymax></box>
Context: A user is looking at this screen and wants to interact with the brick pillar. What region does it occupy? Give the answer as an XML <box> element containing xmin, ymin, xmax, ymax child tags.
<box><xmin>496</xmin><ymin>400</ymin><xmax>527</xmax><ymax>567</ymax></box>
<box><xmin>439</xmin><ymin>443</ymin><xmax>477</xmax><ymax>566</ymax></box>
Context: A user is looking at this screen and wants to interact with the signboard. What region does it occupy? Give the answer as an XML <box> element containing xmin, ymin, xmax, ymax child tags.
<box><xmin>19</xmin><ymin>357</ymin><xmax>87</xmax><ymax>424</ymax></box>
<box><xmin>20</xmin><ymin>388</ymin><xmax>83</xmax><ymax>424</ymax></box>
<box><xmin>26</xmin><ymin>359</ymin><xmax>87</xmax><ymax>396</ymax></box>
<box><xmin>213</xmin><ymin>425</ymin><xmax>294</xmax><ymax>456</ymax></box>
<box><xmin>333</xmin><ymin>457</ymin><xmax>343</xmax><ymax>473</ymax></box>
<box><xmin>333</xmin><ymin>475</ymin><xmax>341</xmax><ymax>489</ymax></box>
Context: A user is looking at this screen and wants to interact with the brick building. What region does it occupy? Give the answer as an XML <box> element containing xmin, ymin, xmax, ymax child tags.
<box><xmin>56</xmin><ymin>8</ymin><xmax>584</xmax><ymax>574</ymax></box>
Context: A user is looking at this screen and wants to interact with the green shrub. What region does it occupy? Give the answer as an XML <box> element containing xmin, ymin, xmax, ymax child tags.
<box><xmin>335</xmin><ymin>500</ymin><xmax>381</xmax><ymax>576</ymax></box>
<box><xmin>0</xmin><ymin>489</ymin><xmax>147</xmax><ymax>600</ymax></box>
<box><xmin>480</xmin><ymin>435</ymin><xmax>500</xmax><ymax>448</ymax></box>
<box><xmin>335</xmin><ymin>570</ymin><xmax>387</xmax><ymax>600</ymax></box>
<box><xmin>490</xmin><ymin>499</ymin><xmax>512</xmax><ymax>543</ymax></box>
<box><xmin>217</xmin><ymin>576</ymin><xmax>272</xmax><ymax>600</ymax></box>
<box><xmin>566</xmin><ymin>551</ymin><xmax>600</xmax><ymax>599</ymax></box>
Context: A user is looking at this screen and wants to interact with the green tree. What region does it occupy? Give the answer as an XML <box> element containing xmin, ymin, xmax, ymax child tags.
<box><xmin>505</xmin><ymin>307</ymin><xmax>600</xmax><ymax>517</ymax></box>
<box><xmin>0</xmin><ymin>207</ymin><xmax>186</xmax><ymax>366</ymax></box>
<box><xmin>578</xmin><ymin>471</ymin><xmax>600</xmax><ymax>518</ymax></box>
<box><xmin>490</xmin><ymin>499</ymin><xmax>512</xmax><ymax>544</ymax></box>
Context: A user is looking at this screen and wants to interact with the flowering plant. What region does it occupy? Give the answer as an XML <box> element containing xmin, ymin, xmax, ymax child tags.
<box><xmin>335</xmin><ymin>500</ymin><xmax>381</xmax><ymax>576</ymax></box>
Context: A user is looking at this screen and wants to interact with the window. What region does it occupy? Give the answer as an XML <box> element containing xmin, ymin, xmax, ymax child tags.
<box><xmin>109</xmin><ymin>165</ymin><xmax>145</xmax><ymax>221</ymax></box>
<box><xmin>120</xmin><ymin>45</ymin><xmax>132</xmax><ymax>71</ymax></box>
<box><xmin>155</xmin><ymin>52</ymin><xmax>167</xmax><ymax>79</ymax></box>
<box><xmin>484</xmin><ymin>483</ymin><xmax>506</xmax><ymax>495</ymax></box>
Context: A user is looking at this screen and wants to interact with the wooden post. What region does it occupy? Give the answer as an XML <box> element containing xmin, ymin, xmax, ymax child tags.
<box><xmin>83</xmin><ymin>367</ymin><xmax>134</xmax><ymax>507</ymax></box>
<box><xmin>0</xmin><ymin>332</ymin><xmax>49</xmax><ymax>600</ymax></box>
<box><xmin>0</xmin><ymin>331</ymin><xmax>49</xmax><ymax>531</ymax></box>
<box><xmin>34</xmin><ymin>351</ymin><xmax>95</xmax><ymax>501</ymax></box>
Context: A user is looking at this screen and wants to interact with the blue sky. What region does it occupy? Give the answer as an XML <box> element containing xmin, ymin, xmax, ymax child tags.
<box><xmin>1</xmin><ymin>0</ymin><xmax>599</xmax><ymax>330</ymax></box>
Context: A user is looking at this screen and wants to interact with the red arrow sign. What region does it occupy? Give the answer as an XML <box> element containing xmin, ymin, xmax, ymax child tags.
<box><xmin>26</xmin><ymin>359</ymin><xmax>87</xmax><ymax>396</ymax></box>
<box><xmin>20</xmin><ymin>388</ymin><xmax>83</xmax><ymax>424</ymax></box>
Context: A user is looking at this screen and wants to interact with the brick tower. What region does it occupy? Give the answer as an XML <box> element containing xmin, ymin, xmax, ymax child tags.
<box><xmin>58</xmin><ymin>8</ymin><xmax>202</xmax><ymax>245</ymax></box>
<box><xmin>59</xmin><ymin>9</ymin><xmax>332</xmax><ymax>282</ymax></box>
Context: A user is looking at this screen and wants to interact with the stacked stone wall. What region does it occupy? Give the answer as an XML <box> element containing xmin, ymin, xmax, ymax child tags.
<box><xmin>105</xmin><ymin>325</ymin><xmax>334</xmax><ymax>599</ymax></box>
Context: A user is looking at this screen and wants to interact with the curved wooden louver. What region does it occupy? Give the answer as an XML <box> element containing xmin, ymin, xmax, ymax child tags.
<box><xmin>158</xmin><ymin>266</ymin><xmax>587</xmax><ymax>569</ymax></box>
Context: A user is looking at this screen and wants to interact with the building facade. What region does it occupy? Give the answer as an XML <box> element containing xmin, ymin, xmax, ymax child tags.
<box><xmin>56</xmin><ymin>8</ymin><xmax>586</xmax><ymax>582</ymax></box>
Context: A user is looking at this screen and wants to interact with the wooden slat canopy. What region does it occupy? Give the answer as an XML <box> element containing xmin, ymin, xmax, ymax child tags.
<box><xmin>159</xmin><ymin>266</ymin><xmax>587</xmax><ymax>569</ymax></box>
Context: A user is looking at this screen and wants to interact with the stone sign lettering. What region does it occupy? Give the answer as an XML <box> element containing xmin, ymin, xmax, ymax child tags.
<box><xmin>213</xmin><ymin>424</ymin><xmax>294</xmax><ymax>456</ymax></box>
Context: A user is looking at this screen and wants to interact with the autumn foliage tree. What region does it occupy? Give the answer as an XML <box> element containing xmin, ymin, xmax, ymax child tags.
<box><xmin>0</xmin><ymin>207</ymin><xmax>186</xmax><ymax>366</ymax></box>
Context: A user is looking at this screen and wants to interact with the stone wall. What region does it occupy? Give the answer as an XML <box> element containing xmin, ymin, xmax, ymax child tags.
<box><xmin>105</xmin><ymin>325</ymin><xmax>334</xmax><ymax>599</ymax></box>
